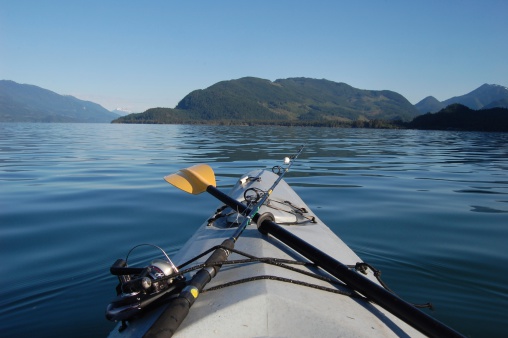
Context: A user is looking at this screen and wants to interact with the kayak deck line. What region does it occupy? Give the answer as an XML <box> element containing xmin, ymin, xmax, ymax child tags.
<box><xmin>107</xmin><ymin>168</ymin><xmax>462</xmax><ymax>337</ymax></box>
<box><xmin>173</xmin><ymin>244</ymin><xmax>432</xmax><ymax>309</ymax></box>
<box><xmin>172</xmin><ymin>245</ymin><xmax>361</xmax><ymax>298</ymax></box>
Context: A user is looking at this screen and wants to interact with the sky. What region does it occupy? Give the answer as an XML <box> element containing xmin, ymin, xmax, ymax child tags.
<box><xmin>1</xmin><ymin>0</ymin><xmax>507</xmax><ymax>112</ymax></box>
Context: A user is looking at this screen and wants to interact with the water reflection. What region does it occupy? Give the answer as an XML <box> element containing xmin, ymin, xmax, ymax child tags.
<box><xmin>1</xmin><ymin>123</ymin><xmax>508</xmax><ymax>337</ymax></box>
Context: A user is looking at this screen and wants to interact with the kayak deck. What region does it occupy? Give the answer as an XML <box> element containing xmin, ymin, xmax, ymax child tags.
<box><xmin>109</xmin><ymin>169</ymin><xmax>424</xmax><ymax>337</ymax></box>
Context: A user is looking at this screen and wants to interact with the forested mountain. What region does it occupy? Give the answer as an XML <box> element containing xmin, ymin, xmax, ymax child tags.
<box><xmin>5</xmin><ymin>77</ymin><xmax>506</xmax><ymax>130</ymax></box>
<box><xmin>114</xmin><ymin>77</ymin><xmax>419</xmax><ymax>124</ymax></box>
<box><xmin>0</xmin><ymin>80</ymin><xmax>119</xmax><ymax>122</ymax></box>
<box><xmin>482</xmin><ymin>98</ymin><xmax>508</xmax><ymax>109</ymax></box>
<box><xmin>409</xmin><ymin>104</ymin><xmax>508</xmax><ymax>132</ymax></box>
<box><xmin>415</xmin><ymin>84</ymin><xmax>508</xmax><ymax>113</ymax></box>
<box><xmin>414</xmin><ymin>96</ymin><xmax>445</xmax><ymax>114</ymax></box>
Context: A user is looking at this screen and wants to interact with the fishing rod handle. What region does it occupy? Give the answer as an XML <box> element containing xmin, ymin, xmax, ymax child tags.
<box><xmin>144</xmin><ymin>238</ymin><xmax>235</xmax><ymax>338</ymax></box>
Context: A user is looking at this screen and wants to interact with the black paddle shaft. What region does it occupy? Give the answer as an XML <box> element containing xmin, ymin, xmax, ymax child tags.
<box><xmin>201</xmin><ymin>186</ymin><xmax>464</xmax><ymax>337</ymax></box>
<box><xmin>257</xmin><ymin>220</ymin><xmax>465</xmax><ymax>338</ymax></box>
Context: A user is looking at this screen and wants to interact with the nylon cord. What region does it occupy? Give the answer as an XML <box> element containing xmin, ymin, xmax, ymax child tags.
<box><xmin>146</xmin><ymin>245</ymin><xmax>431</xmax><ymax>309</ymax></box>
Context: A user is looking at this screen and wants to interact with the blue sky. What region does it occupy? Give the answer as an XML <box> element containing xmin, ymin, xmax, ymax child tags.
<box><xmin>1</xmin><ymin>1</ymin><xmax>507</xmax><ymax>112</ymax></box>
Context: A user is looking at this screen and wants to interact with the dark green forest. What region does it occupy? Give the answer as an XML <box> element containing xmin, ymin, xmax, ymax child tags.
<box><xmin>112</xmin><ymin>77</ymin><xmax>508</xmax><ymax>132</ymax></box>
<box><xmin>408</xmin><ymin>104</ymin><xmax>508</xmax><ymax>132</ymax></box>
<box><xmin>113</xmin><ymin>77</ymin><xmax>419</xmax><ymax>125</ymax></box>
<box><xmin>115</xmin><ymin>104</ymin><xmax>508</xmax><ymax>132</ymax></box>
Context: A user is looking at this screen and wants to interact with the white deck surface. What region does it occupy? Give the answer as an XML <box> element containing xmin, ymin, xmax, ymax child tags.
<box><xmin>109</xmin><ymin>170</ymin><xmax>424</xmax><ymax>337</ymax></box>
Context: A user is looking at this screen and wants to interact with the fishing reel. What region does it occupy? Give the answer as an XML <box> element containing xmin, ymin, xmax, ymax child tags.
<box><xmin>106</xmin><ymin>244</ymin><xmax>185</xmax><ymax>323</ymax></box>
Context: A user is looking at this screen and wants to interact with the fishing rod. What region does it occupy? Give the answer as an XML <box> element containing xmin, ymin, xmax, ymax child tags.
<box><xmin>230</xmin><ymin>145</ymin><xmax>304</xmax><ymax>242</ymax></box>
<box><xmin>147</xmin><ymin>143</ymin><xmax>463</xmax><ymax>338</ymax></box>
<box><xmin>144</xmin><ymin>145</ymin><xmax>304</xmax><ymax>338</ymax></box>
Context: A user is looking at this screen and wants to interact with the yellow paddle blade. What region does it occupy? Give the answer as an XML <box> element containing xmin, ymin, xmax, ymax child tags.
<box><xmin>164</xmin><ymin>164</ymin><xmax>216</xmax><ymax>194</ymax></box>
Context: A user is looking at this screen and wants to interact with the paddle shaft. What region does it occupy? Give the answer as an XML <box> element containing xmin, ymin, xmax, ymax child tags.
<box><xmin>202</xmin><ymin>185</ymin><xmax>464</xmax><ymax>337</ymax></box>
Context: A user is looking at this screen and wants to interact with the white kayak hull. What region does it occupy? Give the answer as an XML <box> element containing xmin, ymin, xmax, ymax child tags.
<box><xmin>109</xmin><ymin>169</ymin><xmax>425</xmax><ymax>337</ymax></box>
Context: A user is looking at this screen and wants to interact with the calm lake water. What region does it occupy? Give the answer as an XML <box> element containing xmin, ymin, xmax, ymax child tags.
<box><xmin>1</xmin><ymin>123</ymin><xmax>507</xmax><ymax>337</ymax></box>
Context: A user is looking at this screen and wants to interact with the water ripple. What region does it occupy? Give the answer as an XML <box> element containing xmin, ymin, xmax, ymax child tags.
<box><xmin>1</xmin><ymin>123</ymin><xmax>507</xmax><ymax>337</ymax></box>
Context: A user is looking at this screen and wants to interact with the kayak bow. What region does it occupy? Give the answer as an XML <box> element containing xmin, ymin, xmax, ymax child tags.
<box><xmin>106</xmin><ymin>147</ymin><xmax>464</xmax><ymax>338</ymax></box>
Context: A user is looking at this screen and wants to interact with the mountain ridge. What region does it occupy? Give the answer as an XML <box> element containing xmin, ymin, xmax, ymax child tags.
<box><xmin>116</xmin><ymin>77</ymin><xmax>420</xmax><ymax>124</ymax></box>
<box><xmin>3</xmin><ymin>78</ymin><xmax>507</xmax><ymax>125</ymax></box>
<box><xmin>0</xmin><ymin>80</ymin><xmax>119</xmax><ymax>122</ymax></box>
<box><xmin>415</xmin><ymin>84</ymin><xmax>508</xmax><ymax>113</ymax></box>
